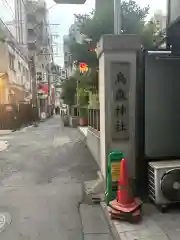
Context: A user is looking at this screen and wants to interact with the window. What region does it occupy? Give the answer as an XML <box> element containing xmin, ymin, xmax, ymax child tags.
<box><xmin>23</xmin><ymin>67</ymin><xmax>25</xmax><ymax>76</ymax></box>
<box><xmin>9</xmin><ymin>53</ymin><xmax>15</xmax><ymax>70</ymax></box>
<box><xmin>37</xmin><ymin>72</ymin><xmax>42</xmax><ymax>82</ymax></box>
<box><xmin>18</xmin><ymin>62</ymin><xmax>21</xmax><ymax>71</ymax></box>
<box><xmin>25</xmin><ymin>69</ymin><xmax>29</xmax><ymax>82</ymax></box>
<box><xmin>28</xmin><ymin>29</ymin><xmax>35</xmax><ymax>35</ymax></box>
<box><xmin>64</xmin><ymin>62</ymin><xmax>68</xmax><ymax>69</ymax></box>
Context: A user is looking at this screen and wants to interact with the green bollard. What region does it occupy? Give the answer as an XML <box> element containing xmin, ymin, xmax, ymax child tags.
<box><xmin>105</xmin><ymin>151</ymin><xmax>125</xmax><ymax>205</ymax></box>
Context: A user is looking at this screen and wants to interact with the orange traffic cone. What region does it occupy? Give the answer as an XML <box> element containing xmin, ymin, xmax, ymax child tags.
<box><xmin>117</xmin><ymin>158</ymin><xmax>134</xmax><ymax>204</ymax></box>
<box><xmin>109</xmin><ymin>158</ymin><xmax>142</xmax><ymax>222</ymax></box>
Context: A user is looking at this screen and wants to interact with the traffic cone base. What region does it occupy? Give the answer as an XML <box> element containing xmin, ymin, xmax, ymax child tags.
<box><xmin>110</xmin><ymin>207</ymin><xmax>141</xmax><ymax>216</ymax></box>
<box><xmin>108</xmin><ymin>158</ymin><xmax>143</xmax><ymax>223</ymax></box>
<box><xmin>110</xmin><ymin>197</ymin><xmax>142</xmax><ymax>213</ymax></box>
<box><xmin>109</xmin><ymin>208</ymin><xmax>141</xmax><ymax>223</ymax></box>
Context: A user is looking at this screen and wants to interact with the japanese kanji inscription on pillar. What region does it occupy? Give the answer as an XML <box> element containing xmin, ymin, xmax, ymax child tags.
<box><xmin>111</xmin><ymin>62</ymin><xmax>129</xmax><ymax>140</ymax></box>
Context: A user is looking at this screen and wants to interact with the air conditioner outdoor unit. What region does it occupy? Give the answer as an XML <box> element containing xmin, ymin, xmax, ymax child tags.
<box><xmin>148</xmin><ymin>160</ymin><xmax>180</xmax><ymax>212</ymax></box>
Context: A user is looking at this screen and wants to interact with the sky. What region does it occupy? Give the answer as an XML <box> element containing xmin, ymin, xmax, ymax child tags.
<box><xmin>0</xmin><ymin>0</ymin><xmax>167</xmax><ymax>65</ymax></box>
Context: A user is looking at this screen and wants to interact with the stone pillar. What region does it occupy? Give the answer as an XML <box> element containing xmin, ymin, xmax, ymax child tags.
<box><xmin>96</xmin><ymin>34</ymin><xmax>141</xmax><ymax>179</ymax></box>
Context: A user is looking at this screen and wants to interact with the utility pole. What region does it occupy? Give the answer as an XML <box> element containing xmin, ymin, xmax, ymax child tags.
<box><xmin>114</xmin><ymin>0</ymin><xmax>121</xmax><ymax>34</ymax></box>
<box><xmin>29</xmin><ymin>52</ymin><xmax>39</xmax><ymax>122</ymax></box>
<box><xmin>47</xmin><ymin>63</ymin><xmax>52</xmax><ymax>117</ymax></box>
<box><xmin>30</xmin><ymin>53</ymin><xmax>37</xmax><ymax>106</ymax></box>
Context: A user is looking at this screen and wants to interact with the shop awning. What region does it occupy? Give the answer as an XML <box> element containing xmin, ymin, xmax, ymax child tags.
<box><xmin>38</xmin><ymin>83</ymin><xmax>48</xmax><ymax>95</ymax></box>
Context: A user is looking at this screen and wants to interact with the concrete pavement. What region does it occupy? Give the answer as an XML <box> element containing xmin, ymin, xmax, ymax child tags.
<box><xmin>0</xmin><ymin>117</ymin><xmax>113</xmax><ymax>240</ymax></box>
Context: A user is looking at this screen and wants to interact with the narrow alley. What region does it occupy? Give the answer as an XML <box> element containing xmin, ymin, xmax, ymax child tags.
<box><xmin>0</xmin><ymin>117</ymin><xmax>113</xmax><ymax>240</ymax></box>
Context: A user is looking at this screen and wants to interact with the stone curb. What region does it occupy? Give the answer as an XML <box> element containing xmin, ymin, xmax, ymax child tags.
<box><xmin>100</xmin><ymin>202</ymin><xmax>121</xmax><ymax>240</ymax></box>
<box><xmin>100</xmin><ymin>202</ymin><xmax>171</xmax><ymax>240</ymax></box>
<box><xmin>0</xmin><ymin>130</ymin><xmax>12</xmax><ymax>135</ymax></box>
<box><xmin>78</xmin><ymin>127</ymin><xmax>87</xmax><ymax>144</ymax></box>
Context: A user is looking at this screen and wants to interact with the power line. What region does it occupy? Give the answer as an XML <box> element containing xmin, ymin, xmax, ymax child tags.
<box><xmin>21</xmin><ymin>0</ymin><xmax>28</xmax><ymax>13</ymax></box>
<box><xmin>1</xmin><ymin>0</ymin><xmax>15</xmax><ymax>18</ymax></box>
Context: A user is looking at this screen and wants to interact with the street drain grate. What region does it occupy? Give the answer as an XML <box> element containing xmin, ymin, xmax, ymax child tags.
<box><xmin>0</xmin><ymin>213</ymin><xmax>11</xmax><ymax>232</ymax></box>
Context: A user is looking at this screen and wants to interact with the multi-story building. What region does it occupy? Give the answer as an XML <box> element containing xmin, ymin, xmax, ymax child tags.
<box><xmin>152</xmin><ymin>10</ymin><xmax>167</xmax><ymax>30</ymax></box>
<box><xmin>63</xmin><ymin>35</ymin><xmax>73</xmax><ymax>78</ymax></box>
<box><xmin>26</xmin><ymin>0</ymin><xmax>52</xmax><ymax>82</ymax></box>
<box><xmin>51</xmin><ymin>63</ymin><xmax>68</xmax><ymax>83</ymax></box>
<box><xmin>5</xmin><ymin>21</ymin><xmax>16</xmax><ymax>38</ymax></box>
<box><xmin>63</xmin><ymin>35</ymin><xmax>70</xmax><ymax>67</ymax></box>
<box><xmin>0</xmin><ymin>19</ymin><xmax>31</xmax><ymax>104</ymax></box>
<box><xmin>14</xmin><ymin>0</ymin><xmax>28</xmax><ymax>54</ymax></box>
<box><xmin>69</xmin><ymin>18</ymin><xmax>85</xmax><ymax>44</ymax></box>
<box><xmin>26</xmin><ymin>0</ymin><xmax>53</xmax><ymax>116</ymax></box>
<box><xmin>63</xmin><ymin>16</ymin><xmax>86</xmax><ymax>78</ymax></box>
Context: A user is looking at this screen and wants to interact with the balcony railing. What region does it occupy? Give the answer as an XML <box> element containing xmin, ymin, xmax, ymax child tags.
<box><xmin>88</xmin><ymin>109</ymin><xmax>100</xmax><ymax>131</ymax></box>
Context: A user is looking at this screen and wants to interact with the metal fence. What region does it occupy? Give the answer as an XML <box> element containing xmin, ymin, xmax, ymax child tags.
<box><xmin>88</xmin><ymin>109</ymin><xmax>100</xmax><ymax>131</ymax></box>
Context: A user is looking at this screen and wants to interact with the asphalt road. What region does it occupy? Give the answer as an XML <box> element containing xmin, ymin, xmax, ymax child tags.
<box><xmin>0</xmin><ymin>117</ymin><xmax>112</xmax><ymax>240</ymax></box>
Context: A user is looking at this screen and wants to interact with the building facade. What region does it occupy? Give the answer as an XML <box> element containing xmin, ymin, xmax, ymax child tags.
<box><xmin>63</xmin><ymin>17</ymin><xmax>86</xmax><ymax>78</ymax></box>
<box><xmin>153</xmin><ymin>10</ymin><xmax>167</xmax><ymax>30</ymax></box>
<box><xmin>26</xmin><ymin>0</ymin><xmax>52</xmax><ymax>81</ymax></box>
<box><xmin>5</xmin><ymin>21</ymin><xmax>16</xmax><ymax>39</ymax></box>
<box><xmin>69</xmin><ymin>18</ymin><xmax>85</xmax><ymax>44</ymax></box>
<box><xmin>63</xmin><ymin>35</ymin><xmax>73</xmax><ymax>78</ymax></box>
<box><xmin>14</xmin><ymin>0</ymin><xmax>28</xmax><ymax>54</ymax></box>
<box><xmin>0</xmin><ymin>38</ymin><xmax>30</xmax><ymax>104</ymax></box>
<box><xmin>26</xmin><ymin>0</ymin><xmax>53</xmax><ymax>117</ymax></box>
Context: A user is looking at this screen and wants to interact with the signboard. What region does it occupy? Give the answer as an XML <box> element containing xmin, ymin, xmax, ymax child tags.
<box><xmin>111</xmin><ymin>162</ymin><xmax>120</xmax><ymax>182</ymax></box>
<box><xmin>111</xmin><ymin>62</ymin><xmax>129</xmax><ymax>140</ymax></box>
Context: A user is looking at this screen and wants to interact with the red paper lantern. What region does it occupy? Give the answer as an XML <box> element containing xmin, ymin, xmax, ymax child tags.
<box><xmin>79</xmin><ymin>62</ymin><xmax>88</xmax><ymax>73</ymax></box>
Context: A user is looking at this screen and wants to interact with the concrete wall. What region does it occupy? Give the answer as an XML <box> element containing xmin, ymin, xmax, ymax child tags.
<box><xmin>97</xmin><ymin>35</ymin><xmax>140</xmax><ymax>178</ymax></box>
<box><xmin>69</xmin><ymin>116</ymin><xmax>79</xmax><ymax>128</ymax></box>
<box><xmin>86</xmin><ymin>128</ymin><xmax>101</xmax><ymax>168</ymax></box>
<box><xmin>99</xmin><ymin>51</ymin><xmax>137</xmax><ymax>177</ymax></box>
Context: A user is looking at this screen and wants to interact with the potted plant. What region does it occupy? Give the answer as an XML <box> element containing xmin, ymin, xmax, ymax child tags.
<box><xmin>79</xmin><ymin>107</ymin><xmax>88</xmax><ymax>126</ymax></box>
<box><xmin>77</xmin><ymin>87</ymin><xmax>89</xmax><ymax>126</ymax></box>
